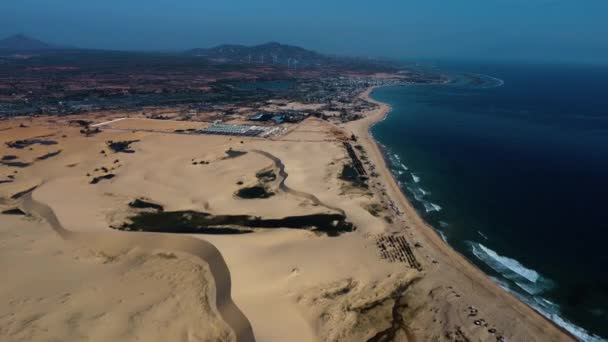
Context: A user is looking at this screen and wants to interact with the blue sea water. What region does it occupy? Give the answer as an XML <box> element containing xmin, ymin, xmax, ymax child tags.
<box><xmin>370</xmin><ymin>62</ymin><xmax>608</xmax><ymax>341</ymax></box>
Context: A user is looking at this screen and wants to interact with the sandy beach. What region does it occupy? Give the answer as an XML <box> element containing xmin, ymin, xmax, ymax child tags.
<box><xmin>0</xmin><ymin>86</ymin><xmax>576</xmax><ymax>341</ymax></box>
<box><xmin>345</xmin><ymin>87</ymin><xmax>577</xmax><ymax>341</ymax></box>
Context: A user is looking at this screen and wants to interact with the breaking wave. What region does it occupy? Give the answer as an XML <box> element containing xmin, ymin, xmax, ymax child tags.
<box><xmin>437</xmin><ymin>229</ymin><xmax>448</xmax><ymax>242</ymax></box>
<box><xmin>477</xmin><ymin>230</ymin><xmax>489</xmax><ymax>240</ymax></box>
<box><xmin>491</xmin><ymin>277</ymin><xmax>606</xmax><ymax>342</ymax></box>
<box><xmin>470</xmin><ymin>242</ymin><xmax>542</xmax><ymax>284</ymax></box>
<box><xmin>423</xmin><ymin>201</ymin><xmax>442</xmax><ymax>213</ymax></box>
<box><xmin>452</xmin><ymin>73</ymin><xmax>505</xmax><ymax>89</ymax></box>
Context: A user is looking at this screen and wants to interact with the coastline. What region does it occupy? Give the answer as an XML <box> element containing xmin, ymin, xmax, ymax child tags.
<box><xmin>348</xmin><ymin>86</ymin><xmax>577</xmax><ymax>341</ymax></box>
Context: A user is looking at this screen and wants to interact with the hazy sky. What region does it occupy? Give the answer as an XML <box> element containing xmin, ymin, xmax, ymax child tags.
<box><xmin>1</xmin><ymin>0</ymin><xmax>607</xmax><ymax>63</ymax></box>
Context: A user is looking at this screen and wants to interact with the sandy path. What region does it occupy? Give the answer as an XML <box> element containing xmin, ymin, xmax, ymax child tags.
<box><xmin>91</xmin><ymin>117</ymin><xmax>127</xmax><ymax>127</ymax></box>
<box><xmin>21</xmin><ymin>190</ymin><xmax>256</xmax><ymax>342</ymax></box>
<box><xmin>251</xmin><ymin>149</ymin><xmax>345</xmax><ymax>215</ymax></box>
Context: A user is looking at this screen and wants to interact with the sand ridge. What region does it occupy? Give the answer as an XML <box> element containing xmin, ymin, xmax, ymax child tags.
<box><xmin>20</xmin><ymin>190</ymin><xmax>255</xmax><ymax>342</ymax></box>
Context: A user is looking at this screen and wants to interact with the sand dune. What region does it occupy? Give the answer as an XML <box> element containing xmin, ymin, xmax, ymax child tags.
<box><xmin>0</xmin><ymin>215</ymin><xmax>234</xmax><ymax>342</ymax></box>
<box><xmin>19</xmin><ymin>190</ymin><xmax>254</xmax><ymax>342</ymax></box>
<box><xmin>0</xmin><ymin>105</ymin><xmax>575</xmax><ymax>341</ymax></box>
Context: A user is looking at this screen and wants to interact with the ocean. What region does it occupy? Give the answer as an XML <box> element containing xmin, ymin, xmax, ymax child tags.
<box><xmin>370</xmin><ymin>61</ymin><xmax>608</xmax><ymax>341</ymax></box>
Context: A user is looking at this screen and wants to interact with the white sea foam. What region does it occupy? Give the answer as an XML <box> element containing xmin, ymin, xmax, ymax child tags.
<box><xmin>515</xmin><ymin>281</ymin><xmax>545</xmax><ymax>295</ymax></box>
<box><xmin>439</xmin><ymin>221</ymin><xmax>449</xmax><ymax>228</ymax></box>
<box><xmin>477</xmin><ymin>230</ymin><xmax>489</xmax><ymax>240</ymax></box>
<box><xmin>400</xmin><ymin>163</ymin><xmax>408</xmax><ymax>171</ymax></box>
<box><xmin>471</xmin><ymin>242</ymin><xmax>540</xmax><ymax>283</ymax></box>
<box><xmin>462</xmin><ymin>73</ymin><xmax>505</xmax><ymax>89</ymax></box>
<box><xmin>411</xmin><ymin>173</ymin><xmax>421</xmax><ymax>183</ymax></box>
<box><xmin>437</xmin><ymin>230</ymin><xmax>448</xmax><ymax>242</ymax></box>
<box><xmin>423</xmin><ymin>201</ymin><xmax>442</xmax><ymax>213</ymax></box>
<box><xmin>484</xmin><ymin>248</ymin><xmax>606</xmax><ymax>342</ymax></box>
<box><xmin>485</xmin><ymin>75</ymin><xmax>505</xmax><ymax>88</ymax></box>
<box><xmin>490</xmin><ymin>276</ymin><xmax>606</xmax><ymax>342</ymax></box>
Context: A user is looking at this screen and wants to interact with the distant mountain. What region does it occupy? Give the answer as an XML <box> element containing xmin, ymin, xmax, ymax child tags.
<box><xmin>0</xmin><ymin>34</ymin><xmax>59</xmax><ymax>51</ymax></box>
<box><xmin>186</xmin><ymin>42</ymin><xmax>330</xmax><ymax>67</ymax></box>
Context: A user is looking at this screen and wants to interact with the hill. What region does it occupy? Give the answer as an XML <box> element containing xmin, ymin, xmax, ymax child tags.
<box><xmin>0</xmin><ymin>34</ymin><xmax>58</xmax><ymax>51</ymax></box>
<box><xmin>186</xmin><ymin>42</ymin><xmax>330</xmax><ymax>67</ymax></box>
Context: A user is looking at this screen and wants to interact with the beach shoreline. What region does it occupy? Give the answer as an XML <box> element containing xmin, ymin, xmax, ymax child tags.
<box><xmin>349</xmin><ymin>85</ymin><xmax>577</xmax><ymax>341</ymax></box>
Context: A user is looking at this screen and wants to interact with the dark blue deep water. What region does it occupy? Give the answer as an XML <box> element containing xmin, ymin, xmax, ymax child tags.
<box><xmin>371</xmin><ymin>62</ymin><xmax>608</xmax><ymax>341</ymax></box>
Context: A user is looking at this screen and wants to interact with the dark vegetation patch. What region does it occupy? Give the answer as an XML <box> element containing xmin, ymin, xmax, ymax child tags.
<box><xmin>35</xmin><ymin>150</ymin><xmax>62</xmax><ymax>161</ymax></box>
<box><xmin>0</xmin><ymin>160</ymin><xmax>31</xmax><ymax>168</ymax></box>
<box><xmin>191</xmin><ymin>159</ymin><xmax>210</xmax><ymax>165</ymax></box>
<box><xmin>106</xmin><ymin>140</ymin><xmax>139</xmax><ymax>153</ymax></box>
<box><xmin>0</xmin><ymin>179</ymin><xmax>14</xmax><ymax>184</ymax></box>
<box><xmin>224</xmin><ymin>148</ymin><xmax>247</xmax><ymax>159</ymax></box>
<box><xmin>119</xmin><ymin>210</ymin><xmax>354</xmax><ymax>236</ymax></box>
<box><xmin>69</xmin><ymin>119</ymin><xmax>92</xmax><ymax>127</ymax></box>
<box><xmin>2</xmin><ymin>208</ymin><xmax>26</xmax><ymax>215</ymax></box>
<box><xmin>256</xmin><ymin>169</ymin><xmax>277</xmax><ymax>182</ymax></box>
<box><xmin>365</xmin><ymin>203</ymin><xmax>384</xmax><ymax>217</ymax></box>
<box><xmin>339</xmin><ymin>164</ymin><xmax>368</xmax><ymax>188</ymax></box>
<box><xmin>90</xmin><ymin>174</ymin><xmax>115</xmax><ymax>184</ymax></box>
<box><xmin>81</xmin><ymin>127</ymin><xmax>101</xmax><ymax>136</ymax></box>
<box><xmin>129</xmin><ymin>198</ymin><xmax>164</xmax><ymax>211</ymax></box>
<box><xmin>1</xmin><ymin>155</ymin><xmax>18</xmax><ymax>161</ymax></box>
<box><xmin>5</xmin><ymin>139</ymin><xmax>58</xmax><ymax>149</ymax></box>
<box><xmin>236</xmin><ymin>185</ymin><xmax>274</xmax><ymax>199</ymax></box>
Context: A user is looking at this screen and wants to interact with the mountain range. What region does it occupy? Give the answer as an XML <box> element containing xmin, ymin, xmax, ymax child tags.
<box><xmin>0</xmin><ymin>34</ymin><xmax>59</xmax><ymax>51</ymax></box>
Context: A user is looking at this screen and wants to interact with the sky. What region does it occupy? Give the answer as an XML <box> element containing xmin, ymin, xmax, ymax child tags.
<box><xmin>1</xmin><ymin>0</ymin><xmax>607</xmax><ymax>64</ymax></box>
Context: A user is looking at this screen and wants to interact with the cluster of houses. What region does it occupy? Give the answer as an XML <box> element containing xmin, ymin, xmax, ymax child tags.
<box><xmin>248</xmin><ymin>111</ymin><xmax>306</xmax><ymax>124</ymax></box>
